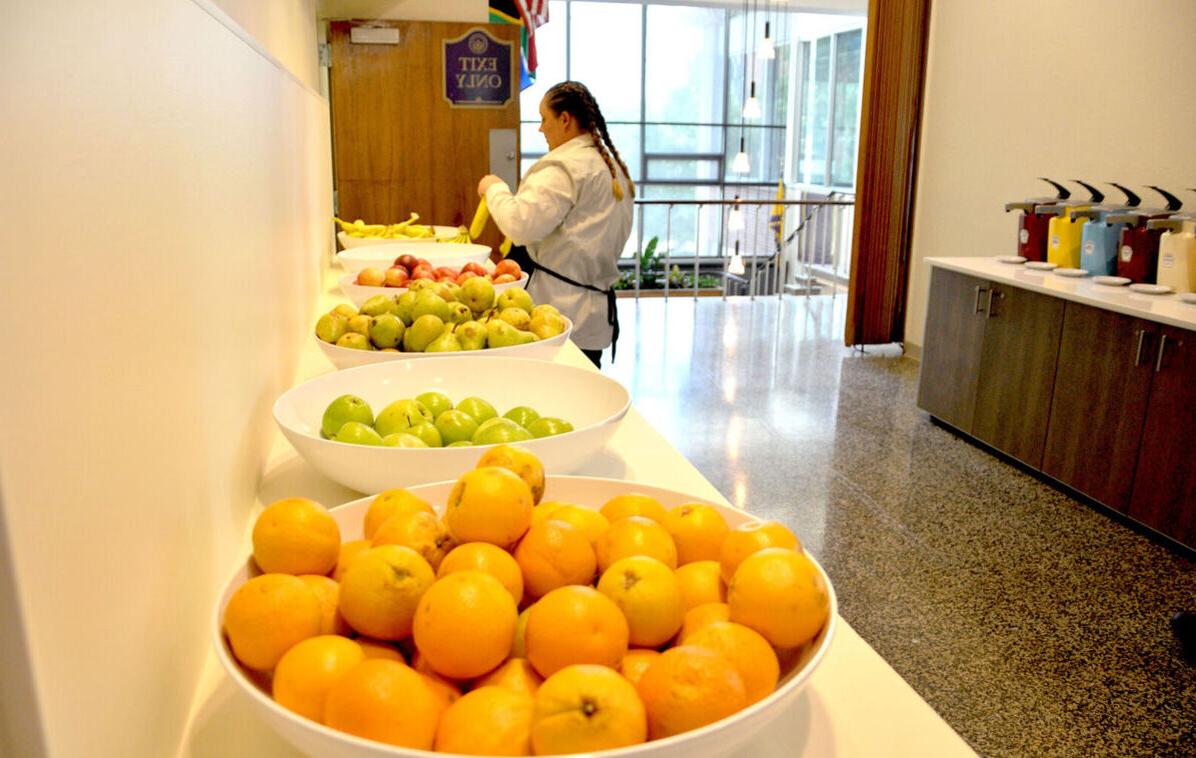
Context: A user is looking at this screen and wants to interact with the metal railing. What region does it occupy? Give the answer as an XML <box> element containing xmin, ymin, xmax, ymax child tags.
<box><xmin>624</xmin><ymin>193</ymin><xmax>856</xmax><ymax>300</ymax></box>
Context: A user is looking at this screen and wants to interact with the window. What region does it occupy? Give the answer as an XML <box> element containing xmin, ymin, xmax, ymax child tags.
<box><xmin>791</xmin><ymin>27</ymin><xmax>864</xmax><ymax>190</ymax></box>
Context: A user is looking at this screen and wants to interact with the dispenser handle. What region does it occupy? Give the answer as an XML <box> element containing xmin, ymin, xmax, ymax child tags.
<box><xmin>1072</xmin><ymin>180</ymin><xmax>1105</xmax><ymax>203</ymax></box>
<box><xmin>1106</xmin><ymin>214</ymin><xmax>1139</xmax><ymax>225</ymax></box>
<box><xmin>1038</xmin><ymin>177</ymin><xmax>1072</xmax><ymax>200</ymax></box>
<box><xmin>1035</xmin><ymin>204</ymin><xmax>1065</xmax><ymax>216</ymax></box>
<box><xmin>1108</xmin><ymin>182</ymin><xmax>1141</xmax><ymax>207</ymax></box>
<box><xmin>1147</xmin><ymin>219</ymin><xmax>1183</xmax><ymax>232</ymax></box>
<box><xmin>1004</xmin><ymin>202</ymin><xmax>1037</xmax><ymax>213</ymax></box>
<box><xmin>1070</xmin><ymin>209</ymin><xmax>1099</xmax><ymax>221</ymax></box>
<box><xmin>1148</xmin><ymin>185</ymin><xmax>1183</xmax><ymax>211</ymax></box>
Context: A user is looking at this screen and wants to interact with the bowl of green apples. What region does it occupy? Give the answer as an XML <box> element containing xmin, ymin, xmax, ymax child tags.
<box><xmin>273</xmin><ymin>356</ymin><xmax>631</xmax><ymax>492</ymax></box>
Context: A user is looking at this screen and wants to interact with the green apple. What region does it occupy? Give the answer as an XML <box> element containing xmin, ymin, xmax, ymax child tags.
<box><xmin>412</xmin><ymin>291</ymin><xmax>451</xmax><ymax>322</ymax></box>
<box><xmin>407</xmin><ymin>422</ymin><xmax>443</xmax><ymax>447</ymax></box>
<box><xmin>332</xmin><ymin>304</ymin><xmax>359</xmax><ymax>319</ymax></box>
<box><xmin>435</xmin><ymin>409</ymin><xmax>479</xmax><ymax>444</ymax></box>
<box><xmin>380</xmin><ymin>432</ymin><xmax>428</xmax><ymax>448</ymax></box>
<box><xmin>504</xmin><ymin>406</ymin><xmax>540</xmax><ymax>428</ymax></box>
<box><xmin>321</xmin><ymin>394</ymin><xmax>374</xmax><ymax>438</ymax></box>
<box><xmin>375</xmin><ymin>398</ymin><xmax>433</xmax><ymax>437</ymax></box>
<box><xmin>529</xmin><ymin>312</ymin><xmax>567</xmax><ymax>340</ymax></box>
<box><xmin>334</xmin><ymin>421</ymin><xmax>384</xmax><ymax>446</ymax></box>
<box><xmin>424</xmin><ymin>332</ymin><xmax>462</xmax><ymax>352</ymax></box>
<box><xmin>460</xmin><ymin>277</ymin><xmax>496</xmax><ymax>314</ymax></box>
<box><xmin>445</xmin><ymin>440</ymin><xmax>473</xmax><ymax>448</ymax></box>
<box><xmin>446</xmin><ymin>301</ymin><xmax>473</xmax><ymax>326</ymax></box>
<box><xmin>455</xmin><ymin>320</ymin><xmax>487</xmax><ymax>350</ymax></box>
<box><xmin>315</xmin><ymin>312</ymin><xmax>348</xmax><ymax>344</ymax></box>
<box><xmin>369</xmin><ymin>313</ymin><xmax>405</xmax><ymax>349</ymax></box>
<box><xmin>403</xmin><ymin>315</ymin><xmax>445</xmax><ymax>352</ymax></box>
<box><xmin>499</xmin><ymin>307</ymin><xmax>531</xmax><ymax>331</ymax></box>
<box><xmin>395</xmin><ymin>291</ymin><xmax>418</xmax><ymax>326</ymax></box>
<box><xmin>416</xmin><ymin>391</ymin><xmax>453</xmax><ymax>419</ymax></box>
<box><xmin>471</xmin><ymin>418</ymin><xmax>533</xmax><ymax>446</ymax></box>
<box><xmin>528</xmin><ymin>417</ymin><xmax>574</xmax><ymax>438</ymax></box>
<box><xmin>486</xmin><ymin>319</ymin><xmax>521</xmax><ymax>348</ymax></box>
<box><xmin>336</xmin><ymin>332</ymin><xmax>373</xmax><ymax>350</ymax></box>
<box><xmin>496</xmin><ymin>288</ymin><xmax>534</xmax><ymax>314</ymax></box>
<box><xmin>456</xmin><ymin>397</ymin><xmax>498</xmax><ymax>424</ymax></box>
<box><xmin>360</xmin><ymin>294</ymin><xmax>399</xmax><ymax>317</ymax></box>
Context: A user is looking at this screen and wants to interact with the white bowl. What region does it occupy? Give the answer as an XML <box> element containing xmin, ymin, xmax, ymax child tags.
<box><xmin>338</xmin><ymin>272</ymin><xmax>529</xmax><ymax>308</ymax></box>
<box><xmin>338</xmin><ymin>228</ymin><xmax>460</xmax><ymax>249</ymax></box>
<box><xmin>337</xmin><ymin>242</ymin><xmax>492</xmax><ymax>274</ymax></box>
<box><xmin>214</xmin><ymin>476</ymin><xmax>837</xmax><ymax>758</ymax></box>
<box><xmin>315</xmin><ymin>317</ymin><xmax>571</xmax><ymax>370</ymax></box>
<box><xmin>274</xmin><ymin>356</ymin><xmax>628</xmax><ymax>492</ymax></box>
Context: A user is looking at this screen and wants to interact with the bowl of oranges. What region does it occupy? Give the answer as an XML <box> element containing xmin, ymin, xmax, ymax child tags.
<box><xmin>214</xmin><ymin>447</ymin><xmax>835</xmax><ymax>757</ymax></box>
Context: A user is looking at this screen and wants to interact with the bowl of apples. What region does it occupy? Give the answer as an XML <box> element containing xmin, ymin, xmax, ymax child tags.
<box><xmin>338</xmin><ymin>243</ymin><xmax>492</xmax><ymax>274</ymax></box>
<box><xmin>340</xmin><ymin>258</ymin><xmax>527</xmax><ymax>308</ymax></box>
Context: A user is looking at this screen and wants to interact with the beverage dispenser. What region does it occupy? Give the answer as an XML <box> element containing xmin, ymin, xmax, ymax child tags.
<box><xmin>1071</xmin><ymin>183</ymin><xmax>1141</xmax><ymax>276</ymax></box>
<box><xmin>1004</xmin><ymin>178</ymin><xmax>1071</xmax><ymax>262</ymax></box>
<box><xmin>1106</xmin><ymin>186</ymin><xmax>1183</xmax><ymax>284</ymax></box>
<box><xmin>1037</xmin><ymin>180</ymin><xmax>1105</xmax><ymax>268</ymax></box>
<box><xmin>1149</xmin><ymin>192</ymin><xmax>1196</xmax><ymax>293</ymax></box>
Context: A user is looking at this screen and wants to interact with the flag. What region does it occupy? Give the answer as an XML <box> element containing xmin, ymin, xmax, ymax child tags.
<box><xmin>487</xmin><ymin>5</ymin><xmax>534</xmax><ymax>89</ymax></box>
<box><xmin>769</xmin><ymin>180</ymin><xmax>785</xmax><ymax>250</ymax></box>
<box><xmin>490</xmin><ymin>0</ymin><xmax>552</xmax><ymax>89</ymax></box>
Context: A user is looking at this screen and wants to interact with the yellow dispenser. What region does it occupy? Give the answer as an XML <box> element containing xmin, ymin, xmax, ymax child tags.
<box><xmin>1149</xmin><ymin>215</ymin><xmax>1196</xmax><ymax>293</ymax></box>
<box><xmin>1040</xmin><ymin>180</ymin><xmax>1104</xmax><ymax>268</ymax></box>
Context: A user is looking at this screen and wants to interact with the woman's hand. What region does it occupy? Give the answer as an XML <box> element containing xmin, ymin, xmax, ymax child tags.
<box><xmin>477</xmin><ymin>175</ymin><xmax>504</xmax><ymax>197</ymax></box>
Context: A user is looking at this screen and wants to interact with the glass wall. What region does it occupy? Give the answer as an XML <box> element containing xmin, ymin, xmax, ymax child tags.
<box><xmin>791</xmin><ymin>27</ymin><xmax>864</xmax><ymax>190</ymax></box>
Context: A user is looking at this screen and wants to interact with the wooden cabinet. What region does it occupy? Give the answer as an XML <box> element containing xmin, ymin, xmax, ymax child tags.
<box><xmin>1042</xmin><ymin>305</ymin><xmax>1156</xmax><ymax>511</ymax></box>
<box><xmin>916</xmin><ymin>268</ymin><xmax>988</xmax><ymax>432</ymax></box>
<box><xmin>1128</xmin><ymin>326</ymin><xmax>1196</xmax><ymax>546</ymax></box>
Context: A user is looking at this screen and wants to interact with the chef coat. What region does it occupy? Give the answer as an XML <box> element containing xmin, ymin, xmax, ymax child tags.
<box><xmin>484</xmin><ymin>133</ymin><xmax>633</xmax><ymax>351</ymax></box>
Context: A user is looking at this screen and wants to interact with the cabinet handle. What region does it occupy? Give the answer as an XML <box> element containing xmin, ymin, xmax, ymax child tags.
<box><xmin>1155</xmin><ymin>334</ymin><xmax>1168</xmax><ymax>372</ymax></box>
<box><xmin>985</xmin><ymin>289</ymin><xmax>1000</xmax><ymax>318</ymax></box>
<box><xmin>973</xmin><ymin>286</ymin><xmax>988</xmax><ymax>314</ymax></box>
<box><xmin>1134</xmin><ymin>330</ymin><xmax>1148</xmax><ymax>366</ymax></box>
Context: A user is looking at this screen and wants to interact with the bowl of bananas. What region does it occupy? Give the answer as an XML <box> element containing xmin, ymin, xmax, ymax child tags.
<box><xmin>336</xmin><ymin>215</ymin><xmax>466</xmax><ymax>249</ymax></box>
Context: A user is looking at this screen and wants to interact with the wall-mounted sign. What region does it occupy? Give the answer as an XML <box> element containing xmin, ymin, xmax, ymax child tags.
<box><xmin>443</xmin><ymin>28</ymin><xmax>513</xmax><ymax>109</ymax></box>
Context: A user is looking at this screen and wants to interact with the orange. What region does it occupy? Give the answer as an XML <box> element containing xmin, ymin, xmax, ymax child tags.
<box><xmin>531</xmin><ymin>501</ymin><xmax>565</xmax><ymax>527</ymax></box>
<box><xmin>542</xmin><ymin>504</ymin><xmax>610</xmax><ymax>549</ymax></box>
<box><xmin>421</xmin><ymin>671</ymin><xmax>462</xmax><ymax>712</ymax></box>
<box><xmin>475</xmin><ymin>658</ymin><xmax>543</xmax><ymax>697</ymax></box>
<box><xmin>252</xmin><ymin>497</ymin><xmax>340</xmax><ymax>575</ymax></box>
<box><xmin>323</xmin><ymin>659</ymin><xmax>441</xmax><ymax>748</ymax></box>
<box><xmin>355</xmin><ymin>638</ymin><xmax>404</xmax><ymax>662</ymax></box>
<box><xmin>438</xmin><ymin>541</ymin><xmax>524</xmax><ymax>604</ymax></box>
<box><xmin>678</xmin><ymin>602</ymin><xmax>730</xmax><ymax>643</ymax></box>
<box><xmin>338</xmin><ymin>545</ymin><xmax>435</xmax><ymax>640</ymax></box>
<box><xmin>674</xmin><ymin>560</ymin><xmax>726</xmax><ymax>613</ymax></box>
<box><xmin>636</xmin><ymin>645</ymin><xmax>747</xmax><ymax>739</ymax></box>
<box><xmin>299</xmin><ymin>574</ymin><xmax>350</xmax><ymax>636</ymax></box>
<box><xmin>272</xmin><ymin>635</ymin><xmax>364</xmax><ymax>722</ymax></box>
<box><xmin>600</xmin><ymin>493</ymin><xmax>667</xmax><ymax>525</ymax></box>
<box><xmin>363</xmin><ymin>489</ymin><xmax>435</xmax><ymax>541</ymax></box>
<box><xmin>531</xmin><ymin>664</ymin><xmax>647</xmax><ymax>754</ymax></box>
<box><xmin>596</xmin><ymin>556</ymin><xmax>684</xmax><ymax>647</ymax></box>
<box><xmin>727</xmin><ymin>547</ymin><xmax>829</xmax><ymax>649</ymax></box>
<box><xmin>413</xmin><ymin>571</ymin><xmax>518</xmax><ymax>679</ymax></box>
<box><xmin>619</xmin><ymin>649</ymin><xmax>660</xmax><ymax>687</ymax></box>
<box><xmin>595</xmin><ymin>516</ymin><xmax>677</xmax><ymax>572</ymax></box>
<box><xmin>434</xmin><ymin>686</ymin><xmax>535</xmax><ymax>755</ymax></box>
<box><xmin>525</xmin><ymin>586</ymin><xmax>629</xmax><ymax>677</ymax></box>
<box><xmin>664</xmin><ymin>503</ymin><xmax>729</xmax><ymax>564</ymax></box>
<box><xmin>514</xmin><ymin>520</ymin><xmax>597</xmax><ymax>598</ymax></box>
<box><xmin>445</xmin><ymin>466</ymin><xmax>534</xmax><ymax>548</ymax></box>
<box><xmin>332</xmin><ymin>539</ymin><xmax>371</xmax><ymax>582</ymax></box>
<box><xmin>718</xmin><ymin>520</ymin><xmax>800</xmax><ymax>583</ymax></box>
<box><xmin>372</xmin><ymin>510</ymin><xmax>456</xmax><ymax>571</ymax></box>
<box><xmin>685</xmin><ymin>621</ymin><xmax>780</xmax><ymax>704</ymax></box>
<box><xmin>512</xmin><ymin>607</ymin><xmax>531</xmax><ymax>658</ymax></box>
<box><xmin>475</xmin><ymin>444</ymin><xmax>546</xmax><ymax>504</ymax></box>
<box><xmin>223</xmin><ymin>573</ymin><xmax>322</xmax><ymax>671</ymax></box>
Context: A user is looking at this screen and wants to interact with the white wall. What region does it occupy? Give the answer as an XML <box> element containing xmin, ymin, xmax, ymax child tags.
<box><xmin>209</xmin><ymin>0</ymin><xmax>322</xmax><ymax>90</ymax></box>
<box><xmin>0</xmin><ymin>1</ymin><xmax>332</xmax><ymax>756</ymax></box>
<box><xmin>906</xmin><ymin>0</ymin><xmax>1196</xmax><ymax>349</ymax></box>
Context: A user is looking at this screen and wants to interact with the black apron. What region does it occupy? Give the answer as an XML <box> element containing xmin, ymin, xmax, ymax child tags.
<box><xmin>506</xmin><ymin>244</ymin><xmax>620</xmax><ymax>362</ymax></box>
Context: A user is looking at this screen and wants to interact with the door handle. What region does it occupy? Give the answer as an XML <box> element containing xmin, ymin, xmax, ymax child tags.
<box><xmin>1134</xmin><ymin>330</ymin><xmax>1148</xmax><ymax>366</ymax></box>
<box><xmin>973</xmin><ymin>286</ymin><xmax>988</xmax><ymax>314</ymax></box>
<box><xmin>1155</xmin><ymin>334</ymin><xmax>1168</xmax><ymax>372</ymax></box>
<box><xmin>985</xmin><ymin>288</ymin><xmax>1000</xmax><ymax>318</ymax></box>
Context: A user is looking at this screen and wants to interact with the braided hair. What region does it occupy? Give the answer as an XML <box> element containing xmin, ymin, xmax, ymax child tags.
<box><xmin>544</xmin><ymin>81</ymin><xmax>636</xmax><ymax>201</ymax></box>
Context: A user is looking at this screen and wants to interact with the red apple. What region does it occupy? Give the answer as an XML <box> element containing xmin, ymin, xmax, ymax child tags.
<box><xmin>494</xmin><ymin>259</ymin><xmax>522</xmax><ymax>278</ymax></box>
<box><xmin>384</xmin><ymin>266</ymin><xmax>410</xmax><ymax>287</ymax></box>
<box><xmin>456</xmin><ymin>271</ymin><xmax>479</xmax><ymax>284</ymax></box>
<box><xmin>415</xmin><ymin>258</ymin><xmax>432</xmax><ymax>269</ymax></box>
<box><xmin>356</xmin><ymin>267</ymin><xmax>386</xmax><ymax>287</ymax></box>
<box><xmin>396</xmin><ymin>254</ymin><xmax>420</xmax><ymax>270</ymax></box>
<box><xmin>462</xmin><ymin>262</ymin><xmax>487</xmax><ymax>277</ymax></box>
<box><xmin>435</xmin><ymin>267</ymin><xmax>459</xmax><ymax>280</ymax></box>
<box><xmin>411</xmin><ymin>267</ymin><xmax>435</xmax><ymax>280</ymax></box>
<box><xmin>493</xmin><ymin>274</ymin><xmax>517</xmax><ymax>284</ymax></box>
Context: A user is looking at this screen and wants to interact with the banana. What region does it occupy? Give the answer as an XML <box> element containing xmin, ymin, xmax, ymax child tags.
<box><xmin>469</xmin><ymin>199</ymin><xmax>490</xmax><ymax>240</ymax></box>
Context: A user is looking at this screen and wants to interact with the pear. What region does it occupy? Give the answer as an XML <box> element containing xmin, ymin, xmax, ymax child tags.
<box><xmin>529</xmin><ymin>312</ymin><xmax>567</xmax><ymax>340</ymax></box>
<box><xmin>432</xmin><ymin>281</ymin><xmax>461</xmax><ymax>303</ymax></box>
<box><xmin>369</xmin><ymin>313</ymin><xmax>405</xmax><ymax>349</ymax></box>
<box><xmin>408</xmin><ymin>279</ymin><xmax>437</xmax><ymax>292</ymax></box>
<box><xmin>455</xmin><ymin>320</ymin><xmax>487</xmax><ymax>350</ymax></box>
<box><xmin>403</xmin><ymin>314</ymin><xmax>445</xmax><ymax>352</ymax></box>
<box><xmin>424</xmin><ymin>331</ymin><xmax>463</xmax><ymax>352</ymax></box>
<box><xmin>496</xmin><ymin>288</ymin><xmax>534</xmax><ymax>314</ymax></box>
<box><xmin>315</xmin><ymin>312</ymin><xmax>348</xmax><ymax>343</ymax></box>
<box><xmin>375</xmin><ymin>399</ymin><xmax>433</xmax><ymax>437</ymax></box>
<box><xmin>332</xmin><ymin>304</ymin><xmax>358</xmax><ymax>319</ymax></box>
<box><xmin>395</xmin><ymin>291</ymin><xmax>418</xmax><ymax>326</ymax></box>
<box><xmin>460</xmin><ymin>277</ymin><xmax>496</xmax><ymax>314</ymax></box>
<box><xmin>412</xmin><ymin>291</ymin><xmax>452</xmax><ymax>322</ymax></box>
<box><xmin>347</xmin><ymin>314</ymin><xmax>373</xmax><ymax>337</ymax></box>
<box><xmin>499</xmin><ymin>307</ymin><xmax>531</xmax><ymax>331</ymax></box>
<box><xmin>513</xmin><ymin>329</ymin><xmax>537</xmax><ymax>345</ymax></box>
<box><xmin>447</xmin><ymin>301</ymin><xmax>473</xmax><ymax>326</ymax></box>
<box><xmin>486</xmin><ymin>319</ymin><xmax>521</xmax><ymax>348</ymax></box>
<box><xmin>531</xmin><ymin>304</ymin><xmax>560</xmax><ymax>320</ymax></box>
<box><xmin>335</xmin><ymin>332</ymin><xmax>373</xmax><ymax>350</ymax></box>
<box><xmin>360</xmin><ymin>294</ymin><xmax>399</xmax><ymax>317</ymax></box>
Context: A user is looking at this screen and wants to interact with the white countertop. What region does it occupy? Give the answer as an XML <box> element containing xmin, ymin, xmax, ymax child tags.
<box><xmin>927</xmin><ymin>257</ymin><xmax>1196</xmax><ymax>332</ymax></box>
<box><xmin>176</xmin><ymin>269</ymin><xmax>976</xmax><ymax>757</ymax></box>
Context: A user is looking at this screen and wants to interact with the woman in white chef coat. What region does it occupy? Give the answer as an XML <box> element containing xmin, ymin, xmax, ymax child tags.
<box><xmin>477</xmin><ymin>81</ymin><xmax>634</xmax><ymax>368</ymax></box>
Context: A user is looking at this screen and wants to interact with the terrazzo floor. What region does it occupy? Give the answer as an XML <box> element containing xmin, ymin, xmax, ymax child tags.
<box><xmin>597</xmin><ymin>294</ymin><xmax>1196</xmax><ymax>758</ymax></box>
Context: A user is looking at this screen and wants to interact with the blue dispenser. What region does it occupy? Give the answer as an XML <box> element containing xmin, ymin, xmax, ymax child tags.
<box><xmin>1071</xmin><ymin>183</ymin><xmax>1141</xmax><ymax>275</ymax></box>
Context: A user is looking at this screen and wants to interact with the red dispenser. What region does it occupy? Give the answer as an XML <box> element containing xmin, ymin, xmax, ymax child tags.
<box><xmin>1107</xmin><ymin>186</ymin><xmax>1183</xmax><ymax>283</ymax></box>
<box><xmin>1004</xmin><ymin>178</ymin><xmax>1071</xmax><ymax>261</ymax></box>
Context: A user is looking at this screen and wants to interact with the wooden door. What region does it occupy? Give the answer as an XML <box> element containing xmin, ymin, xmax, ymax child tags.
<box><xmin>1041</xmin><ymin>304</ymin><xmax>1157</xmax><ymax>511</ymax></box>
<box><xmin>916</xmin><ymin>267</ymin><xmax>989</xmax><ymax>432</ymax></box>
<box><xmin>1127</xmin><ymin>325</ymin><xmax>1196</xmax><ymax>547</ymax></box>
<box><xmin>970</xmin><ymin>283</ymin><xmax>1064</xmax><ymax>468</ymax></box>
<box><xmin>329</xmin><ymin>21</ymin><xmax>520</xmax><ymax>251</ymax></box>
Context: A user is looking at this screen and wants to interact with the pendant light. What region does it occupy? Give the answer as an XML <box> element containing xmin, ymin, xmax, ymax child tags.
<box><xmin>729</xmin><ymin>239</ymin><xmax>746</xmax><ymax>275</ymax></box>
<box><xmin>732</xmin><ymin>0</ymin><xmax>751</xmax><ymax>174</ymax></box>
<box><xmin>742</xmin><ymin>0</ymin><xmax>761</xmax><ymax>119</ymax></box>
<box><xmin>758</xmin><ymin>0</ymin><xmax>775</xmax><ymax>60</ymax></box>
<box><xmin>728</xmin><ymin>196</ymin><xmax>745</xmax><ymax>231</ymax></box>
<box><xmin>732</xmin><ymin>139</ymin><xmax>751</xmax><ymax>174</ymax></box>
